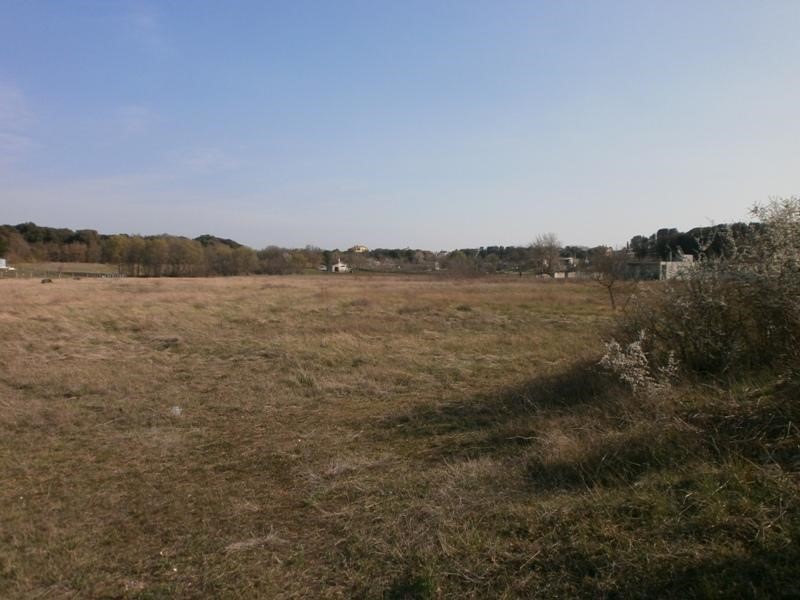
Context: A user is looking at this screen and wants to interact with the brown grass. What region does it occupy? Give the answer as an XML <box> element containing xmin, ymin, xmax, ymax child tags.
<box><xmin>14</xmin><ymin>262</ymin><xmax>120</xmax><ymax>275</ymax></box>
<box><xmin>0</xmin><ymin>275</ymin><xmax>797</xmax><ymax>598</ymax></box>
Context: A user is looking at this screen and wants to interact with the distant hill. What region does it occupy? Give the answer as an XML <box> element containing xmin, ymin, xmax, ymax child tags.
<box><xmin>193</xmin><ymin>234</ymin><xmax>243</xmax><ymax>248</ymax></box>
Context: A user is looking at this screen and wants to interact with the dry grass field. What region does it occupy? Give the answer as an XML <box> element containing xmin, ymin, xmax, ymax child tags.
<box><xmin>13</xmin><ymin>262</ymin><xmax>120</xmax><ymax>275</ymax></box>
<box><xmin>1</xmin><ymin>275</ymin><xmax>797</xmax><ymax>598</ymax></box>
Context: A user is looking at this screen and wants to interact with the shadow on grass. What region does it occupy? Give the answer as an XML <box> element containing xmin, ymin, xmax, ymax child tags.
<box><xmin>383</xmin><ymin>359</ymin><xmax>617</xmax><ymax>440</ymax></box>
<box><xmin>687</xmin><ymin>377</ymin><xmax>800</xmax><ymax>472</ymax></box>
<box><xmin>378</xmin><ymin>360</ymin><xmax>799</xmax><ymax>491</ymax></box>
<box><xmin>377</xmin><ymin>359</ymin><xmax>709</xmax><ymax>490</ymax></box>
<box><xmin>370</xmin><ymin>363</ymin><xmax>799</xmax><ymax>597</ymax></box>
<box><xmin>614</xmin><ymin>542</ymin><xmax>800</xmax><ymax>599</ymax></box>
<box><xmin>523</xmin><ymin>531</ymin><xmax>800</xmax><ymax>599</ymax></box>
<box><xmin>524</xmin><ymin>423</ymin><xmax>702</xmax><ymax>490</ymax></box>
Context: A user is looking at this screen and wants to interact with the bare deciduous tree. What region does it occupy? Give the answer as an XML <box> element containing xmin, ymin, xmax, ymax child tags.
<box><xmin>588</xmin><ymin>248</ymin><xmax>635</xmax><ymax>310</ymax></box>
<box><xmin>530</xmin><ymin>233</ymin><xmax>562</xmax><ymax>277</ymax></box>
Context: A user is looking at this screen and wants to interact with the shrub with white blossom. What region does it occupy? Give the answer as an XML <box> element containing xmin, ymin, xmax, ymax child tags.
<box><xmin>599</xmin><ymin>331</ymin><xmax>678</xmax><ymax>396</ymax></box>
<box><xmin>614</xmin><ymin>197</ymin><xmax>800</xmax><ymax>376</ymax></box>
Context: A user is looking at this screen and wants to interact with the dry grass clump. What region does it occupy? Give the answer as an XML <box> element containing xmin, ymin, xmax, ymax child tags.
<box><xmin>1</xmin><ymin>274</ymin><xmax>797</xmax><ymax>597</ymax></box>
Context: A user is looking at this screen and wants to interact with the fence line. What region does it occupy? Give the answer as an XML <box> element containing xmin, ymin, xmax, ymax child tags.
<box><xmin>0</xmin><ymin>268</ymin><xmax>126</xmax><ymax>279</ymax></box>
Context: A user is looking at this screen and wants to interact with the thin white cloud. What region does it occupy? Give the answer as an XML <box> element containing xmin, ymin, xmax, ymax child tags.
<box><xmin>0</xmin><ymin>132</ymin><xmax>34</xmax><ymax>154</ymax></box>
<box><xmin>178</xmin><ymin>147</ymin><xmax>243</xmax><ymax>172</ymax></box>
<box><xmin>117</xmin><ymin>104</ymin><xmax>152</xmax><ymax>137</ymax></box>
<box><xmin>125</xmin><ymin>2</ymin><xmax>170</xmax><ymax>55</ymax></box>
<box><xmin>0</xmin><ymin>83</ymin><xmax>31</xmax><ymax>126</ymax></box>
<box><xmin>0</xmin><ymin>82</ymin><xmax>35</xmax><ymax>166</ymax></box>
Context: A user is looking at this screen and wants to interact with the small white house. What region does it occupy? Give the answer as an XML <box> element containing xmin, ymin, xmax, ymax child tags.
<box><xmin>0</xmin><ymin>258</ymin><xmax>14</xmax><ymax>271</ymax></box>
<box><xmin>331</xmin><ymin>259</ymin><xmax>349</xmax><ymax>273</ymax></box>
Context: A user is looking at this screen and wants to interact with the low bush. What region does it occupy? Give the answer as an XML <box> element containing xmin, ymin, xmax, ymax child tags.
<box><xmin>611</xmin><ymin>197</ymin><xmax>800</xmax><ymax>377</ymax></box>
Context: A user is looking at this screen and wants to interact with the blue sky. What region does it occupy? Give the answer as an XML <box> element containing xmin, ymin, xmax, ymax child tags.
<box><xmin>1</xmin><ymin>1</ymin><xmax>798</xmax><ymax>250</ymax></box>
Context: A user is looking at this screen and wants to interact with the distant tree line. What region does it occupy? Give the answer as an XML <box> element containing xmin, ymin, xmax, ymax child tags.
<box><xmin>627</xmin><ymin>223</ymin><xmax>758</xmax><ymax>261</ymax></box>
<box><xmin>0</xmin><ymin>220</ymin><xmax>767</xmax><ymax>277</ymax></box>
<box><xmin>0</xmin><ymin>223</ymin><xmax>325</xmax><ymax>276</ymax></box>
<box><xmin>441</xmin><ymin>240</ymin><xmax>618</xmax><ymax>276</ymax></box>
<box><xmin>0</xmin><ymin>222</ymin><xmax>614</xmax><ymax>277</ymax></box>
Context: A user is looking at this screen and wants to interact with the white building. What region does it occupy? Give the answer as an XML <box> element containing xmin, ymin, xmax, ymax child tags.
<box><xmin>0</xmin><ymin>258</ymin><xmax>15</xmax><ymax>271</ymax></box>
<box><xmin>331</xmin><ymin>260</ymin><xmax>349</xmax><ymax>273</ymax></box>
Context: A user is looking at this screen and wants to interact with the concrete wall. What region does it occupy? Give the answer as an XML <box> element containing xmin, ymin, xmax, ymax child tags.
<box><xmin>626</xmin><ymin>260</ymin><xmax>695</xmax><ymax>280</ymax></box>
